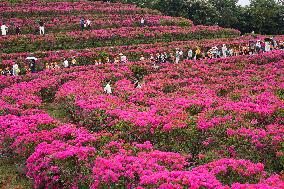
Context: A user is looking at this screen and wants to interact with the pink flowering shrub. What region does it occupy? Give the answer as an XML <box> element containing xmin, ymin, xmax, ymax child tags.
<box><xmin>0</xmin><ymin>0</ymin><xmax>283</xmax><ymax>188</ymax></box>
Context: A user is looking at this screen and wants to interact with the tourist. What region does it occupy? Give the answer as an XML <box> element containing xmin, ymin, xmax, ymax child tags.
<box><xmin>175</xmin><ymin>48</ymin><xmax>181</xmax><ymax>64</ymax></box>
<box><xmin>30</xmin><ymin>59</ymin><xmax>36</xmax><ymax>73</ymax></box>
<box><xmin>134</xmin><ymin>80</ymin><xmax>142</xmax><ymax>89</ymax></box>
<box><xmin>163</xmin><ymin>52</ymin><xmax>168</xmax><ymax>62</ymax></box>
<box><xmin>149</xmin><ymin>54</ymin><xmax>155</xmax><ymax>64</ymax></box>
<box><xmin>80</xmin><ymin>18</ymin><xmax>85</xmax><ymax>30</ymax></box>
<box><xmin>86</xmin><ymin>19</ymin><xmax>91</xmax><ymax>29</ymax></box>
<box><xmin>187</xmin><ymin>49</ymin><xmax>193</xmax><ymax>60</ymax></box>
<box><xmin>104</xmin><ymin>81</ymin><xmax>112</xmax><ymax>94</ymax></box>
<box><xmin>207</xmin><ymin>49</ymin><xmax>213</xmax><ymax>59</ymax></box>
<box><xmin>2</xmin><ymin>67</ymin><xmax>12</xmax><ymax>76</ymax></box>
<box><xmin>160</xmin><ymin>53</ymin><xmax>166</xmax><ymax>63</ymax></box>
<box><xmin>265</xmin><ymin>41</ymin><xmax>271</xmax><ymax>52</ymax></box>
<box><xmin>256</xmin><ymin>40</ymin><xmax>261</xmax><ymax>53</ymax></box>
<box><xmin>71</xmin><ymin>56</ymin><xmax>77</xmax><ymax>66</ymax></box>
<box><xmin>54</xmin><ymin>62</ymin><xmax>60</xmax><ymax>69</ymax></box>
<box><xmin>63</xmin><ymin>58</ymin><xmax>69</xmax><ymax>68</ymax></box>
<box><xmin>195</xmin><ymin>47</ymin><xmax>201</xmax><ymax>60</ymax></box>
<box><xmin>140</xmin><ymin>17</ymin><xmax>145</xmax><ymax>27</ymax></box>
<box><xmin>1</xmin><ymin>23</ymin><xmax>8</xmax><ymax>36</ymax></box>
<box><xmin>222</xmin><ymin>44</ymin><xmax>227</xmax><ymax>58</ymax></box>
<box><xmin>12</xmin><ymin>62</ymin><xmax>20</xmax><ymax>76</ymax></box>
<box><xmin>45</xmin><ymin>63</ymin><xmax>50</xmax><ymax>70</ymax></box>
<box><xmin>140</xmin><ymin>55</ymin><xmax>145</xmax><ymax>61</ymax></box>
<box><xmin>15</xmin><ymin>25</ymin><xmax>20</xmax><ymax>35</ymax></box>
<box><xmin>39</xmin><ymin>20</ymin><xmax>45</xmax><ymax>35</ymax></box>
<box><xmin>0</xmin><ymin>68</ymin><xmax>4</xmax><ymax>76</ymax></box>
<box><xmin>155</xmin><ymin>53</ymin><xmax>161</xmax><ymax>64</ymax></box>
<box><xmin>119</xmin><ymin>53</ymin><xmax>127</xmax><ymax>64</ymax></box>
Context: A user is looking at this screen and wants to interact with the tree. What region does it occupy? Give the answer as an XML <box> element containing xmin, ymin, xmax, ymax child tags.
<box><xmin>119</xmin><ymin>0</ymin><xmax>284</xmax><ymax>35</ymax></box>
<box><xmin>249</xmin><ymin>0</ymin><xmax>284</xmax><ymax>34</ymax></box>
<box><xmin>185</xmin><ymin>0</ymin><xmax>219</xmax><ymax>26</ymax></box>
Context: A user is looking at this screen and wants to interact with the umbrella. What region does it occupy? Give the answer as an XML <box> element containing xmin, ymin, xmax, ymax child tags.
<box><xmin>26</xmin><ymin>57</ymin><xmax>38</xmax><ymax>60</ymax></box>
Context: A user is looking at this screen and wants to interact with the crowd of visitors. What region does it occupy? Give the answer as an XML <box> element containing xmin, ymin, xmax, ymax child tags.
<box><xmin>1</xmin><ymin>38</ymin><xmax>284</xmax><ymax>77</ymax></box>
<box><xmin>146</xmin><ymin>38</ymin><xmax>284</xmax><ymax>65</ymax></box>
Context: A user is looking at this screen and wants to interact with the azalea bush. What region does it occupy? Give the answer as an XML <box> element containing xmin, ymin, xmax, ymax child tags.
<box><xmin>1</xmin><ymin>50</ymin><xmax>284</xmax><ymax>188</ymax></box>
<box><xmin>2</xmin><ymin>35</ymin><xmax>283</xmax><ymax>68</ymax></box>
<box><xmin>0</xmin><ymin>25</ymin><xmax>240</xmax><ymax>53</ymax></box>
<box><xmin>1</xmin><ymin>0</ymin><xmax>284</xmax><ymax>188</ymax></box>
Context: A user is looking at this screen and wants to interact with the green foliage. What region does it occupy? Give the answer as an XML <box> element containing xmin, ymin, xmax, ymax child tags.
<box><xmin>123</xmin><ymin>0</ymin><xmax>284</xmax><ymax>35</ymax></box>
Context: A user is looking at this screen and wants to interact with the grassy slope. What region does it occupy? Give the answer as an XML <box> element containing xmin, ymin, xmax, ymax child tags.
<box><xmin>0</xmin><ymin>157</ymin><xmax>32</xmax><ymax>189</ymax></box>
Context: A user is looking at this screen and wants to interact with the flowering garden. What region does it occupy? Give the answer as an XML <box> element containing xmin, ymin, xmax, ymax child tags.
<box><xmin>1</xmin><ymin>0</ymin><xmax>284</xmax><ymax>188</ymax></box>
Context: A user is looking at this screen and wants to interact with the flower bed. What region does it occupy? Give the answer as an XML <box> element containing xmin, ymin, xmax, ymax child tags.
<box><xmin>1</xmin><ymin>14</ymin><xmax>192</xmax><ymax>35</ymax></box>
<box><xmin>2</xmin><ymin>34</ymin><xmax>283</xmax><ymax>68</ymax></box>
<box><xmin>0</xmin><ymin>1</ymin><xmax>160</xmax><ymax>18</ymax></box>
<box><xmin>1</xmin><ymin>0</ymin><xmax>283</xmax><ymax>188</ymax></box>
<box><xmin>0</xmin><ymin>25</ymin><xmax>240</xmax><ymax>53</ymax></box>
<box><xmin>1</xmin><ymin>51</ymin><xmax>283</xmax><ymax>188</ymax></box>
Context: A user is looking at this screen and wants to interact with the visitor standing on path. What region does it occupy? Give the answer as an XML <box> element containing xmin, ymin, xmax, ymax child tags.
<box><xmin>140</xmin><ymin>17</ymin><xmax>145</xmax><ymax>27</ymax></box>
<box><xmin>12</xmin><ymin>62</ymin><xmax>20</xmax><ymax>76</ymax></box>
<box><xmin>63</xmin><ymin>58</ymin><xmax>69</xmax><ymax>68</ymax></box>
<box><xmin>80</xmin><ymin>18</ymin><xmax>85</xmax><ymax>30</ymax></box>
<box><xmin>1</xmin><ymin>23</ymin><xmax>8</xmax><ymax>36</ymax></box>
<box><xmin>30</xmin><ymin>59</ymin><xmax>36</xmax><ymax>73</ymax></box>
<box><xmin>104</xmin><ymin>81</ymin><xmax>112</xmax><ymax>94</ymax></box>
<box><xmin>222</xmin><ymin>44</ymin><xmax>227</xmax><ymax>58</ymax></box>
<box><xmin>86</xmin><ymin>19</ymin><xmax>91</xmax><ymax>29</ymax></box>
<box><xmin>39</xmin><ymin>20</ymin><xmax>45</xmax><ymax>35</ymax></box>
<box><xmin>15</xmin><ymin>25</ymin><xmax>20</xmax><ymax>35</ymax></box>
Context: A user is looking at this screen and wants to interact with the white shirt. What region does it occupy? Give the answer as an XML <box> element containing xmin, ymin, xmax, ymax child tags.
<box><xmin>12</xmin><ymin>63</ymin><xmax>19</xmax><ymax>70</ymax></box>
<box><xmin>141</xmin><ymin>19</ymin><xmax>145</xmax><ymax>24</ymax></box>
<box><xmin>121</xmin><ymin>55</ymin><xmax>127</xmax><ymax>63</ymax></box>
<box><xmin>1</xmin><ymin>25</ymin><xmax>8</xmax><ymax>35</ymax></box>
<box><xmin>12</xmin><ymin>64</ymin><xmax>19</xmax><ymax>75</ymax></box>
<box><xmin>188</xmin><ymin>50</ymin><xmax>193</xmax><ymax>57</ymax></box>
<box><xmin>104</xmin><ymin>84</ymin><xmax>112</xmax><ymax>94</ymax></box>
<box><xmin>63</xmin><ymin>60</ymin><xmax>69</xmax><ymax>68</ymax></box>
<box><xmin>86</xmin><ymin>20</ymin><xmax>91</xmax><ymax>26</ymax></box>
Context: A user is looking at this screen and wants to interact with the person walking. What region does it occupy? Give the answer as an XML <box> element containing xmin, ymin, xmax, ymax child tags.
<box><xmin>175</xmin><ymin>48</ymin><xmax>180</xmax><ymax>64</ymax></box>
<box><xmin>140</xmin><ymin>17</ymin><xmax>145</xmax><ymax>27</ymax></box>
<box><xmin>30</xmin><ymin>59</ymin><xmax>36</xmax><ymax>73</ymax></box>
<box><xmin>12</xmin><ymin>62</ymin><xmax>20</xmax><ymax>76</ymax></box>
<box><xmin>256</xmin><ymin>40</ymin><xmax>261</xmax><ymax>53</ymax></box>
<box><xmin>119</xmin><ymin>53</ymin><xmax>127</xmax><ymax>64</ymax></box>
<box><xmin>80</xmin><ymin>18</ymin><xmax>85</xmax><ymax>31</ymax></box>
<box><xmin>39</xmin><ymin>20</ymin><xmax>45</xmax><ymax>35</ymax></box>
<box><xmin>71</xmin><ymin>56</ymin><xmax>77</xmax><ymax>66</ymax></box>
<box><xmin>104</xmin><ymin>81</ymin><xmax>112</xmax><ymax>94</ymax></box>
<box><xmin>15</xmin><ymin>25</ymin><xmax>21</xmax><ymax>35</ymax></box>
<box><xmin>222</xmin><ymin>44</ymin><xmax>227</xmax><ymax>58</ymax></box>
<box><xmin>265</xmin><ymin>41</ymin><xmax>271</xmax><ymax>52</ymax></box>
<box><xmin>1</xmin><ymin>23</ymin><xmax>8</xmax><ymax>36</ymax></box>
<box><xmin>86</xmin><ymin>19</ymin><xmax>91</xmax><ymax>29</ymax></box>
<box><xmin>187</xmin><ymin>49</ymin><xmax>193</xmax><ymax>60</ymax></box>
<box><xmin>63</xmin><ymin>58</ymin><xmax>69</xmax><ymax>68</ymax></box>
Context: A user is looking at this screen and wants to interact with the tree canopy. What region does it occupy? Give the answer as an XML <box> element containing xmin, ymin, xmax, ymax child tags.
<box><xmin>120</xmin><ymin>0</ymin><xmax>284</xmax><ymax>34</ymax></box>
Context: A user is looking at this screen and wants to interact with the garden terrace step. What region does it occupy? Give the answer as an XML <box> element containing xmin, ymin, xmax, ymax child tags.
<box><xmin>1</xmin><ymin>1</ymin><xmax>160</xmax><ymax>18</ymax></box>
<box><xmin>1</xmin><ymin>14</ymin><xmax>193</xmax><ymax>35</ymax></box>
<box><xmin>0</xmin><ymin>25</ymin><xmax>240</xmax><ymax>53</ymax></box>
<box><xmin>3</xmin><ymin>34</ymin><xmax>282</xmax><ymax>67</ymax></box>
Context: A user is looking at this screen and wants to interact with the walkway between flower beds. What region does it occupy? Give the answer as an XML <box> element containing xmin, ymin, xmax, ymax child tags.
<box><xmin>43</xmin><ymin>102</ymin><xmax>72</xmax><ymax>124</ymax></box>
<box><xmin>0</xmin><ymin>157</ymin><xmax>32</xmax><ymax>188</ymax></box>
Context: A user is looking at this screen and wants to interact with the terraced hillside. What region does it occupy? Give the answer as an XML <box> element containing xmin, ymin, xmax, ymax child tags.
<box><xmin>0</xmin><ymin>0</ymin><xmax>284</xmax><ymax>189</ymax></box>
